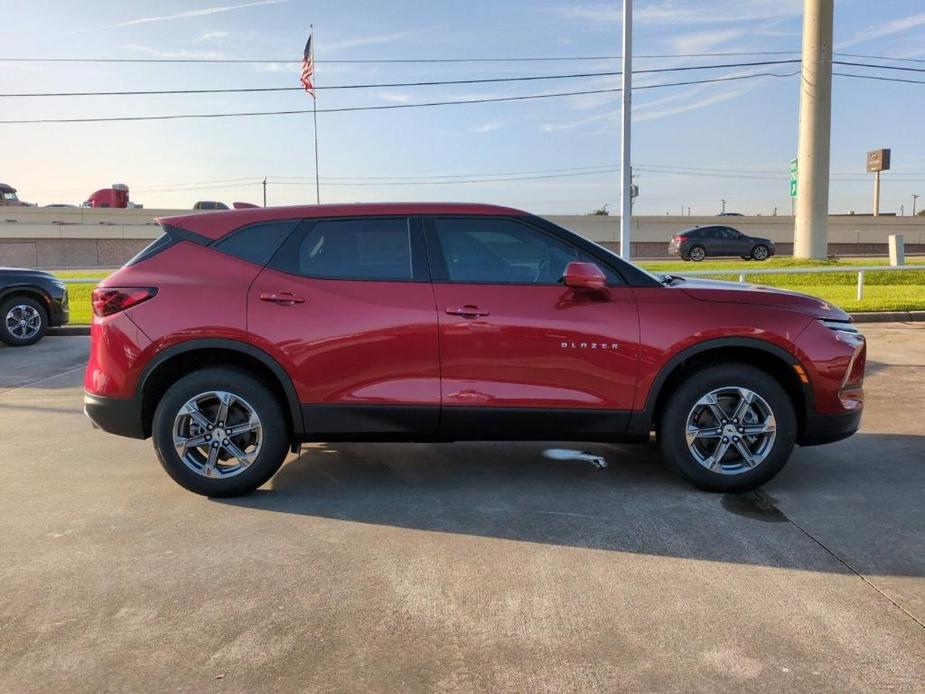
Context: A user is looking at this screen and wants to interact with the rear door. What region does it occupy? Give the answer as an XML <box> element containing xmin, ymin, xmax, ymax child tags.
<box><xmin>247</xmin><ymin>216</ymin><xmax>440</xmax><ymax>438</ymax></box>
<box><xmin>721</xmin><ymin>227</ymin><xmax>750</xmax><ymax>255</ymax></box>
<box><xmin>425</xmin><ymin>215</ymin><xmax>640</xmax><ymax>440</ymax></box>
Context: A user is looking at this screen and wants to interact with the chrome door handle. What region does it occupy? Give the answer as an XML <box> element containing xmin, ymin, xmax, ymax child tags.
<box><xmin>259</xmin><ymin>292</ymin><xmax>305</xmax><ymax>305</ymax></box>
<box><xmin>445</xmin><ymin>305</ymin><xmax>489</xmax><ymax>318</ymax></box>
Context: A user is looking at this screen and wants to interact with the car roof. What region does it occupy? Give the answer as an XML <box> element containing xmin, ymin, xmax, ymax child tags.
<box><xmin>159</xmin><ymin>202</ymin><xmax>530</xmax><ymax>239</ymax></box>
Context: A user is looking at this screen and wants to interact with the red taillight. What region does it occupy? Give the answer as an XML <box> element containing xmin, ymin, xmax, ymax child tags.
<box><xmin>91</xmin><ymin>287</ymin><xmax>157</xmax><ymax>317</ymax></box>
<box><xmin>672</xmin><ymin>235</ymin><xmax>681</xmax><ymax>242</ymax></box>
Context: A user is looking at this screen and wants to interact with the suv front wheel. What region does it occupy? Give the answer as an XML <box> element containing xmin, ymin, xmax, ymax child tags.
<box><xmin>0</xmin><ymin>296</ymin><xmax>47</xmax><ymax>346</ymax></box>
<box><xmin>659</xmin><ymin>363</ymin><xmax>796</xmax><ymax>492</ymax></box>
<box><xmin>152</xmin><ymin>367</ymin><xmax>290</xmax><ymax>497</ymax></box>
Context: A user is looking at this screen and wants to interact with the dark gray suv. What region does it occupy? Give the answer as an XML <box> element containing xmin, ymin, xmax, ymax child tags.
<box><xmin>669</xmin><ymin>226</ymin><xmax>776</xmax><ymax>262</ymax></box>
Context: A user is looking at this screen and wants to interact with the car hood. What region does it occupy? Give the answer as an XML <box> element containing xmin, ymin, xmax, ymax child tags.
<box><xmin>676</xmin><ymin>277</ymin><xmax>849</xmax><ymax>320</ymax></box>
<box><xmin>0</xmin><ymin>267</ymin><xmax>56</xmax><ymax>280</ymax></box>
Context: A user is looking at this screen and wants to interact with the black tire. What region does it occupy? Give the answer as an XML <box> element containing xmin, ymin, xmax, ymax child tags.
<box><xmin>751</xmin><ymin>244</ymin><xmax>770</xmax><ymax>261</ymax></box>
<box><xmin>658</xmin><ymin>363</ymin><xmax>796</xmax><ymax>492</ymax></box>
<box><xmin>688</xmin><ymin>245</ymin><xmax>706</xmax><ymax>262</ymax></box>
<box><xmin>740</xmin><ymin>256</ymin><xmax>752</xmax><ymax>260</ymax></box>
<box><xmin>152</xmin><ymin>367</ymin><xmax>290</xmax><ymax>497</ymax></box>
<box><xmin>0</xmin><ymin>295</ymin><xmax>48</xmax><ymax>346</ymax></box>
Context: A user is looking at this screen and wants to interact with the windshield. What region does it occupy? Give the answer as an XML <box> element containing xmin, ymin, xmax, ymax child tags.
<box><xmin>591</xmin><ymin>240</ymin><xmax>664</xmax><ymax>283</ymax></box>
<box><xmin>2</xmin><ymin>191</ymin><xmax>19</xmax><ymax>201</ymax></box>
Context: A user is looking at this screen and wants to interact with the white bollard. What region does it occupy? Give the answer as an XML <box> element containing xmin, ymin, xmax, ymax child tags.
<box><xmin>888</xmin><ymin>234</ymin><xmax>905</xmax><ymax>266</ymax></box>
<box><xmin>857</xmin><ymin>269</ymin><xmax>865</xmax><ymax>301</ymax></box>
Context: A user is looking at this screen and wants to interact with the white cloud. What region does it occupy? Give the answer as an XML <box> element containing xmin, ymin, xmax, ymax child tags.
<box><xmin>255</xmin><ymin>62</ymin><xmax>297</xmax><ymax>73</ymax></box>
<box><xmin>123</xmin><ymin>43</ymin><xmax>227</xmax><ymax>60</ymax></box>
<box><xmin>840</xmin><ymin>11</ymin><xmax>925</xmax><ymax>48</ymax></box>
<box><xmin>469</xmin><ymin>120</ymin><xmax>503</xmax><ymax>134</ymax></box>
<box><xmin>195</xmin><ymin>30</ymin><xmax>231</xmax><ymax>43</ymax></box>
<box><xmin>635</xmin><ymin>87</ymin><xmax>746</xmax><ymax>122</ymax></box>
<box><xmin>672</xmin><ymin>29</ymin><xmax>744</xmax><ymax>54</ymax></box>
<box><xmin>325</xmin><ymin>30</ymin><xmax>427</xmax><ymax>52</ymax></box>
<box><xmin>376</xmin><ymin>92</ymin><xmax>412</xmax><ymax>103</ymax></box>
<box><xmin>72</xmin><ymin>0</ymin><xmax>289</xmax><ymax>34</ymax></box>
<box><xmin>540</xmin><ymin>112</ymin><xmax>613</xmax><ymax>133</ymax></box>
<box><xmin>554</xmin><ymin>1</ymin><xmax>801</xmax><ymax>25</ymax></box>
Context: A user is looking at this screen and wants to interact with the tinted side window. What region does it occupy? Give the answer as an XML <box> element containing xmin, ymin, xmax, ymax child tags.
<box><xmin>214</xmin><ymin>220</ymin><xmax>299</xmax><ymax>266</ymax></box>
<box><xmin>298</xmin><ymin>218</ymin><xmax>412</xmax><ymax>281</ymax></box>
<box><xmin>434</xmin><ymin>217</ymin><xmax>581</xmax><ymax>285</ymax></box>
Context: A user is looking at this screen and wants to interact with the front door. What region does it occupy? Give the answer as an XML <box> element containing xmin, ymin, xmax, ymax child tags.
<box><xmin>425</xmin><ymin>216</ymin><xmax>640</xmax><ymax>440</ymax></box>
<box><xmin>247</xmin><ymin>216</ymin><xmax>440</xmax><ymax>438</ymax></box>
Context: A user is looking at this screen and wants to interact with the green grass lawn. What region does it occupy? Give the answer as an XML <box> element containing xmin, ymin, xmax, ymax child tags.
<box><xmin>55</xmin><ymin>257</ymin><xmax>925</xmax><ymax>325</ymax></box>
<box><xmin>635</xmin><ymin>257</ymin><xmax>925</xmax><ymax>312</ymax></box>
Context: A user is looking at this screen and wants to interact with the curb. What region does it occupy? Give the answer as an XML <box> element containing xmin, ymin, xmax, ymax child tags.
<box><xmin>48</xmin><ymin>310</ymin><xmax>925</xmax><ymax>339</ymax></box>
<box><xmin>48</xmin><ymin>326</ymin><xmax>90</xmax><ymax>336</ymax></box>
<box><xmin>850</xmin><ymin>311</ymin><xmax>925</xmax><ymax>323</ymax></box>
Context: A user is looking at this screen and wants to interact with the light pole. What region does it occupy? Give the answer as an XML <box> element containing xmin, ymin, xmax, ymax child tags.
<box><xmin>262</xmin><ymin>177</ymin><xmax>267</xmax><ymax>207</ymax></box>
<box><xmin>914</xmin><ymin>194</ymin><xmax>919</xmax><ymax>216</ymax></box>
<box><xmin>619</xmin><ymin>0</ymin><xmax>633</xmax><ymax>259</ymax></box>
<box><xmin>721</xmin><ymin>199</ymin><xmax>726</xmax><ymax>214</ymax></box>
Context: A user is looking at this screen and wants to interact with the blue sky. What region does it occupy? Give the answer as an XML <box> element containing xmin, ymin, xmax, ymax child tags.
<box><xmin>2</xmin><ymin>0</ymin><xmax>925</xmax><ymax>214</ymax></box>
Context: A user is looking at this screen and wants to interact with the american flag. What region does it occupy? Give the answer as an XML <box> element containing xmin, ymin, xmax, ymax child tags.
<box><xmin>300</xmin><ymin>31</ymin><xmax>315</xmax><ymax>97</ymax></box>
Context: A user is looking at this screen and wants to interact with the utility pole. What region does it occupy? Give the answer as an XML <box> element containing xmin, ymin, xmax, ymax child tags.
<box><xmin>619</xmin><ymin>0</ymin><xmax>632</xmax><ymax>260</ymax></box>
<box><xmin>913</xmin><ymin>194</ymin><xmax>919</xmax><ymax>216</ymax></box>
<box><xmin>794</xmin><ymin>0</ymin><xmax>834</xmax><ymax>259</ymax></box>
<box><xmin>721</xmin><ymin>198</ymin><xmax>726</xmax><ymax>214</ymax></box>
<box><xmin>262</xmin><ymin>177</ymin><xmax>267</xmax><ymax>207</ymax></box>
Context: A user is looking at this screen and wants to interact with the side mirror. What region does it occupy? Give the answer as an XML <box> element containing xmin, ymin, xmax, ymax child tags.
<box><xmin>562</xmin><ymin>261</ymin><xmax>607</xmax><ymax>291</ymax></box>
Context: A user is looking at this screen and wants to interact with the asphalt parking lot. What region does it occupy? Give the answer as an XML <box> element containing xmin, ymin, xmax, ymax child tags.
<box><xmin>1</xmin><ymin>326</ymin><xmax>923</xmax><ymax>693</ymax></box>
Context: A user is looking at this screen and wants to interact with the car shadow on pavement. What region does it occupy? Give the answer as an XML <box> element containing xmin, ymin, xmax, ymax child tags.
<box><xmin>219</xmin><ymin>433</ymin><xmax>925</xmax><ymax>575</ymax></box>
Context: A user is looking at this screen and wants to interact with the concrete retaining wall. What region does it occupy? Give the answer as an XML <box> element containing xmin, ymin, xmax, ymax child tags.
<box><xmin>2</xmin><ymin>207</ymin><xmax>924</xmax><ymax>268</ymax></box>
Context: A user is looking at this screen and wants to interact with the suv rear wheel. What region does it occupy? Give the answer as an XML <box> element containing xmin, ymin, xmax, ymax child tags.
<box><xmin>152</xmin><ymin>367</ymin><xmax>290</xmax><ymax>497</ymax></box>
<box><xmin>659</xmin><ymin>363</ymin><xmax>796</xmax><ymax>492</ymax></box>
<box><xmin>751</xmin><ymin>244</ymin><xmax>770</xmax><ymax>261</ymax></box>
<box><xmin>0</xmin><ymin>296</ymin><xmax>47</xmax><ymax>346</ymax></box>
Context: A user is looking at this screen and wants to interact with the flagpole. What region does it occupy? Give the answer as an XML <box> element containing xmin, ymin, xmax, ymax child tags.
<box><xmin>312</xmin><ymin>99</ymin><xmax>320</xmax><ymax>204</ymax></box>
<box><xmin>311</xmin><ymin>25</ymin><xmax>320</xmax><ymax>204</ymax></box>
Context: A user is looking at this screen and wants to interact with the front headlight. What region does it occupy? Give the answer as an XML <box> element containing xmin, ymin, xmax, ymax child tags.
<box><xmin>819</xmin><ymin>319</ymin><xmax>863</xmax><ymax>347</ymax></box>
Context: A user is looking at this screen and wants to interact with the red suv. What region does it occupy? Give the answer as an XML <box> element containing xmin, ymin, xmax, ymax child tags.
<box><xmin>84</xmin><ymin>203</ymin><xmax>865</xmax><ymax>497</ymax></box>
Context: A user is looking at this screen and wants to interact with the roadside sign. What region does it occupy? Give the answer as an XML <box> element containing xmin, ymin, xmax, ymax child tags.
<box><xmin>866</xmin><ymin>148</ymin><xmax>891</xmax><ymax>172</ymax></box>
<box><xmin>789</xmin><ymin>158</ymin><xmax>798</xmax><ymax>198</ymax></box>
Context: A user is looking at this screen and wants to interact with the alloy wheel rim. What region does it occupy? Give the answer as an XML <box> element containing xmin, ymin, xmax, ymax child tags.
<box><xmin>691</xmin><ymin>247</ymin><xmax>705</xmax><ymax>261</ymax></box>
<box><xmin>5</xmin><ymin>304</ymin><xmax>42</xmax><ymax>339</ymax></box>
<box><xmin>754</xmin><ymin>247</ymin><xmax>768</xmax><ymax>259</ymax></box>
<box><xmin>685</xmin><ymin>386</ymin><xmax>777</xmax><ymax>475</ymax></box>
<box><xmin>172</xmin><ymin>391</ymin><xmax>263</xmax><ymax>478</ymax></box>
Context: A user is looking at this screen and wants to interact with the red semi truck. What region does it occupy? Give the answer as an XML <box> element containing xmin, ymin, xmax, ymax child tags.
<box><xmin>82</xmin><ymin>183</ymin><xmax>138</xmax><ymax>208</ymax></box>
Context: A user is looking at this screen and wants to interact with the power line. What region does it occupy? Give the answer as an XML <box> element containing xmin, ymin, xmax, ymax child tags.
<box><xmin>836</xmin><ymin>52</ymin><xmax>925</xmax><ymax>64</ymax></box>
<box><xmin>278</xmin><ymin>164</ymin><xmax>618</xmax><ymax>182</ymax></box>
<box><xmin>1</xmin><ymin>71</ymin><xmax>620</xmax><ymax>98</ymax></box>
<box><xmin>834</xmin><ymin>71</ymin><xmax>925</xmax><ymax>86</ymax></box>
<box><xmin>0</xmin><ymin>51</ymin><xmax>801</xmax><ymax>65</ymax></box>
<box><xmin>276</xmin><ymin>169</ymin><xmax>622</xmax><ymax>186</ymax></box>
<box><xmin>0</xmin><ymin>71</ymin><xmax>799</xmax><ymax>125</ymax></box>
<box><xmin>832</xmin><ymin>60</ymin><xmax>925</xmax><ymax>74</ymax></box>
<box><xmin>0</xmin><ymin>59</ymin><xmax>801</xmax><ymax>98</ymax></box>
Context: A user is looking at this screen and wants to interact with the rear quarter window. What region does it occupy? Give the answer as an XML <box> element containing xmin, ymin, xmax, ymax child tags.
<box><xmin>125</xmin><ymin>232</ymin><xmax>177</xmax><ymax>267</ymax></box>
<box><xmin>213</xmin><ymin>220</ymin><xmax>300</xmax><ymax>266</ymax></box>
